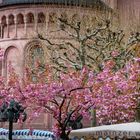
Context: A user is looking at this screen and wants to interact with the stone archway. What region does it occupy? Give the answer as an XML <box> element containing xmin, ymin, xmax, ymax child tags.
<box><xmin>4</xmin><ymin>46</ymin><xmax>21</xmax><ymax>80</ymax></box>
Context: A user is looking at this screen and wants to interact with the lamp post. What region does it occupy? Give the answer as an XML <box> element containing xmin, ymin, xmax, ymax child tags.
<box><xmin>0</xmin><ymin>99</ymin><xmax>27</xmax><ymax>140</ymax></box>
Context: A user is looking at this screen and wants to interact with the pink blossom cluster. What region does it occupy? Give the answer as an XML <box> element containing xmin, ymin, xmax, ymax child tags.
<box><xmin>22</xmin><ymin>67</ymin><xmax>95</xmax><ymax>134</ymax></box>
<box><xmin>94</xmin><ymin>61</ymin><xmax>140</xmax><ymax>125</ymax></box>
<box><xmin>0</xmin><ymin>59</ymin><xmax>139</xmax><ymax>138</ymax></box>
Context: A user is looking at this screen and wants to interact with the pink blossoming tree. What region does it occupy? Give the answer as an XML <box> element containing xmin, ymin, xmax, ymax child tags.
<box><xmin>23</xmin><ymin>68</ymin><xmax>95</xmax><ymax>140</ymax></box>
<box><xmin>0</xmin><ymin>47</ymin><xmax>140</xmax><ymax>139</ymax></box>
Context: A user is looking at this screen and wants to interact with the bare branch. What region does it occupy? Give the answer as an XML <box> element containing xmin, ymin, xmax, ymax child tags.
<box><xmin>58</xmin><ymin>18</ymin><xmax>81</xmax><ymax>40</ymax></box>
<box><xmin>38</xmin><ymin>17</ymin><xmax>138</xmax><ymax>73</ymax></box>
<box><xmin>61</xmin><ymin>28</ymin><xmax>77</xmax><ymax>39</ymax></box>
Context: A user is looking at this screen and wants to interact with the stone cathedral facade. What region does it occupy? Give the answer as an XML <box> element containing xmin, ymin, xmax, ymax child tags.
<box><xmin>0</xmin><ymin>0</ymin><xmax>139</xmax><ymax>130</ymax></box>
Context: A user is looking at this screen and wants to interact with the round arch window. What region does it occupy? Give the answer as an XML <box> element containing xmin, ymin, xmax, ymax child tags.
<box><xmin>25</xmin><ymin>42</ymin><xmax>45</xmax><ymax>82</ymax></box>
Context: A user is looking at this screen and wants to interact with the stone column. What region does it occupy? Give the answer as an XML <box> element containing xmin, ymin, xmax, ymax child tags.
<box><xmin>45</xmin><ymin>12</ymin><xmax>49</xmax><ymax>36</ymax></box>
<box><xmin>0</xmin><ymin>23</ymin><xmax>2</xmax><ymax>38</ymax></box>
<box><xmin>34</xmin><ymin>14</ymin><xmax>38</xmax><ymax>33</ymax></box>
<box><xmin>0</xmin><ymin>48</ymin><xmax>3</xmax><ymax>76</ymax></box>
<box><xmin>6</xmin><ymin>17</ymin><xmax>9</xmax><ymax>38</ymax></box>
<box><xmin>14</xmin><ymin>15</ymin><xmax>17</xmax><ymax>38</ymax></box>
<box><xmin>1</xmin><ymin>49</ymin><xmax>5</xmax><ymax>77</ymax></box>
<box><xmin>24</xmin><ymin>16</ymin><xmax>27</xmax><ymax>37</ymax></box>
<box><xmin>1</xmin><ymin>24</ymin><xmax>4</xmax><ymax>38</ymax></box>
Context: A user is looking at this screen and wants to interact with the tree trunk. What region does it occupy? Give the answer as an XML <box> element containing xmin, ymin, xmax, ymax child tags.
<box><xmin>60</xmin><ymin>130</ymin><xmax>70</xmax><ymax>140</ymax></box>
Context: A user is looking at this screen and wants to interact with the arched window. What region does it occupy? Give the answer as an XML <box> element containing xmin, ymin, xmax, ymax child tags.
<box><xmin>27</xmin><ymin>13</ymin><xmax>34</xmax><ymax>23</ymax></box>
<box><xmin>1</xmin><ymin>15</ymin><xmax>6</xmax><ymax>25</ymax></box>
<box><xmin>1</xmin><ymin>16</ymin><xmax>6</xmax><ymax>38</ymax></box>
<box><xmin>59</xmin><ymin>12</ymin><xmax>68</xmax><ymax>29</ymax></box>
<box><xmin>17</xmin><ymin>14</ymin><xmax>24</xmax><ymax>24</ymax></box>
<box><xmin>71</xmin><ymin>14</ymin><xmax>80</xmax><ymax>25</ymax></box>
<box><xmin>8</xmin><ymin>14</ymin><xmax>15</xmax><ymax>38</ymax></box>
<box><xmin>49</xmin><ymin>12</ymin><xmax>57</xmax><ymax>24</ymax></box>
<box><xmin>48</xmin><ymin>12</ymin><xmax>57</xmax><ymax>31</ymax></box>
<box><xmin>8</xmin><ymin>14</ymin><xmax>14</xmax><ymax>25</ymax></box>
<box><xmin>82</xmin><ymin>15</ymin><xmax>90</xmax><ymax>26</ymax></box>
<box><xmin>25</xmin><ymin>41</ymin><xmax>45</xmax><ymax>82</ymax></box>
<box><xmin>60</xmin><ymin>12</ymin><xmax>67</xmax><ymax>22</ymax></box>
<box><xmin>38</xmin><ymin>12</ymin><xmax>45</xmax><ymax>23</ymax></box>
<box><xmin>29</xmin><ymin>45</ymin><xmax>44</xmax><ymax>68</ymax></box>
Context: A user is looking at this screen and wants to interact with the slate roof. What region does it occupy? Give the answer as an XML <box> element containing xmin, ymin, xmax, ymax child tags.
<box><xmin>0</xmin><ymin>0</ymin><xmax>108</xmax><ymax>8</ymax></box>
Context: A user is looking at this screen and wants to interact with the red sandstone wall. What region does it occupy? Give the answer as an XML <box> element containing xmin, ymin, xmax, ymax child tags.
<box><xmin>118</xmin><ymin>0</ymin><xmax>140</xmax><ymax>31</ymax></box>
